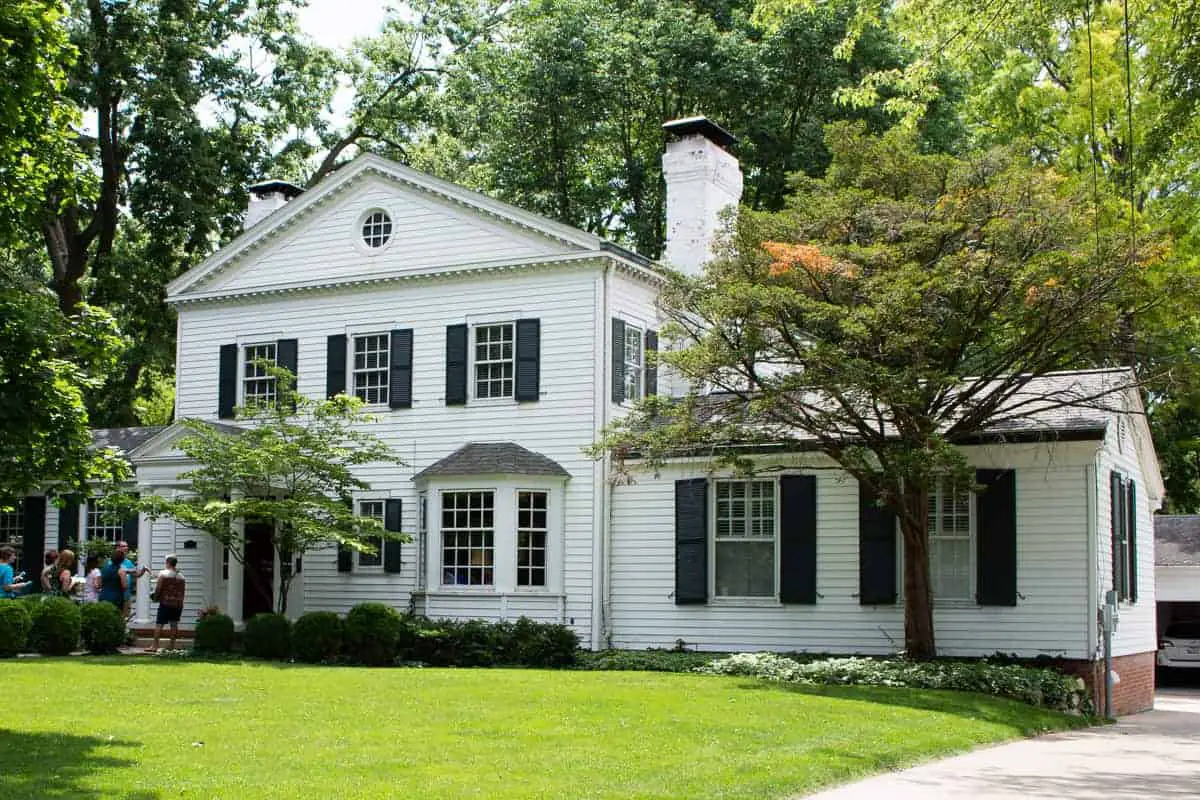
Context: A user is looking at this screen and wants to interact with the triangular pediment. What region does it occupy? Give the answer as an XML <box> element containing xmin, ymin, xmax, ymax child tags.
<box><xmin>127</xmin><ymin>420</ymin><xmax>242</xmax><ymax>462</ymax></box>
<box><xmin>170</xmin><ymin>155</ymin><xmax>600</xmax><ymax>298</ymax></box>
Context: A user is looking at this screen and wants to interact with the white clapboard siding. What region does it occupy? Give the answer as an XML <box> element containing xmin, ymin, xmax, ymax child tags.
<box><xmin>609</xmin><ymin>443</ymin><xmax>1098</xmax><ymax>659</ymax></box>
<box><xmin>418</xmin><ymin>592</ymin><xmax>564</xmax><ymax>624</ymax></box>
<box><xmin>203</xmin><ymin>176</ymin><xmax>577</xmax><ymax>294</ymax></box>
<box><xmin>176</xmin><ymin>266</ymin><xmax>602</xmax><ymax>637</ymax></box>
<box><xmin>1097</xmin><ymin>417</ymin><xmax>1158</xmax><ymax>657</ymax></box>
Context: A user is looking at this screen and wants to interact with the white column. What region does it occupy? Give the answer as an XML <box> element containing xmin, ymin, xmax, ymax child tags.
<box><xmin>226</xmin><ymin>517</ymin><xmax>244</xmax><ymax>626</ymax></box>
<box><xmin>134</xmin><ymin>502</ymin><xmax>153</xmax><ymax>625</ymax></box>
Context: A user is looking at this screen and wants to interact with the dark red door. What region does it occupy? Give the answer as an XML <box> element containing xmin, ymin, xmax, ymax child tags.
<box><xmin>242</xmin><ymin>519</ymin><xmax>275</xmax><ymax>619</ymax></box>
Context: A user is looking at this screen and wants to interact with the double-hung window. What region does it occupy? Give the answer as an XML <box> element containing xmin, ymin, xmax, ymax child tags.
<box><xmin>927</xmin><ymin>481</ymin><xmax>973</xmax><ymax>600</ymax></box>
<box><xmin>473</xmin><ymin>324</ymin><xmax>514</xmax><ymax>400</ymax></box>
<box><xmin>623</xmin><ymin>326</ymin><xmax>643</xmax><ymax>401</ymax></box>
<box><xmin>352</xmin><ymin>334</ymin><xmax>390</xmax><ymax>405</ymax></box>
<box><xmin>441</xmin><ymin>491</ymin><xmax>495</xmax><ymax>586</ymax></box>
<box><xmin>243</xmin><ymin>342</ymin><xmax>278</xmax><ymax>406</ymax></box>
<box><xmin>357</xmin><ymin>500</ymin><xmax>384</xmax><ymax>567</ymax></box>
<box><xmin>86</xmin><ymin>498</ymin><xmax>125</xmax><ymax>545</ymax></box>
<box><xmin>0</xmin><ymin>503</ymin><xmax>22</xmax><ymax>554</ymax></box>
<box><xmin>517</xmin><ymin>491</ymin><xmax>548</xmax><ymax>588</ymax></box>
<box><xmin>713</xmin><ymin>480</ymin><xmax>776</xmax><ymax>597</ymax></box>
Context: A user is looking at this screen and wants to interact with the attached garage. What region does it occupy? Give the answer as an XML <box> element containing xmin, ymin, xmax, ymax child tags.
<box><xmin>1154</xmin><ymin>515</ymin><xmax>1200</xmax><ymax>667</ymax></box>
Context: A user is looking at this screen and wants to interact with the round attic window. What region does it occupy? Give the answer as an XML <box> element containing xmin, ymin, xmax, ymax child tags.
<box><xmin>361</xmin><ymin>210</ymin><xmax>393</xmax><ymax>248</ymax></box>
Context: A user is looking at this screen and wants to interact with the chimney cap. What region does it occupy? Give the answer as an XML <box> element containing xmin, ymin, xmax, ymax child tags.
<box><xmin>248</xmin><ymin>179</ymin><xmax>305</xmax><ymax>199</ymax></box>
<box><xmin>662</xmin><ymin>116</ymin><xmax>737</xmax><ymax>150</ymax></box>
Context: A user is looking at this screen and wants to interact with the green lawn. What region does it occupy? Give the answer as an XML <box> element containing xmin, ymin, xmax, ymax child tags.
<box><xmin>0</xmin><ymin>660</ymin><xmax>1086</xmax><ymax>799</ymax></box>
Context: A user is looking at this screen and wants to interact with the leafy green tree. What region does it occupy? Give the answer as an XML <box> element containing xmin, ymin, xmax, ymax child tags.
<box><xmin>132</xmin><ymin>368</ymin><xmax>405</xmax><ymax>613</ymax></box>
<box><xmin>0</xmin><ymin>278</ymin><xmax>130</xmax><ymax>500</ymax></box>
<box><xmin>596</xmin><ymin>125</ymin><xmax>1172</xmax><ymax>658</ymax></box>
<box><xmin>421</xmin><ymin>0</ymin><xmax>922</xmax><ymax>257</ymax></box>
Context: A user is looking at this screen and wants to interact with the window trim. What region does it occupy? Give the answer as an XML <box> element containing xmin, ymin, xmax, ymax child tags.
<box><xmin>356</xmin><ymin>208</ymin><xmax>395</xmax><ymax>253</ymax></box>
<box><xmin>240</xmin><ymin>340</ymin><xmax>279</xmax><ymax>408</ymax></box>
<box><xmin>348</xmin><ymin>332</ymin><xmax>392</xmax><ymax>408</ymax></box>
<box><xmin>926</xmin><ymin>479</ymin><xmax>977</xmax><ymax>604</ymax></box>
<box><xmin>708</xmin><ymin>477</ymin><xmax>781</xmax><ymax>603</ymax></box>
<box><xmin>355</xmin><ymin>498</ymin><xmax>386</xmax><ymax>569</ymax></box>
<box><xmin>470</xmin><ymin>321</ymin><xmax>517</xmax><ymax>402</ymax></box>
<box><xmin>623</xmin><ymin>324</ymin><xmax>644</xmax><ymax>403</ymax></box>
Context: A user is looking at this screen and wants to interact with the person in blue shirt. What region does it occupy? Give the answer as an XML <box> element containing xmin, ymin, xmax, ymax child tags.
<box><xmin>0</xmin><ymin>546</ymin><xmax>31</xmax><ymax>598</ymax></box>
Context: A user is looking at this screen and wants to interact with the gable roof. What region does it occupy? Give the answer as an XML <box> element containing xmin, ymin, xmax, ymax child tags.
<box><xmin>413</xmin><ymin>442</ymin><xmax>570</xmax><ymax>480</ymax></box>
<box><xmin>1155</xmin><ymin>515</ymin><xmax>1200</xmax><ymax>566</ymax></box>
<box><xmin>92</xmin><ymin>426</ymin><xmax>168</xmax><ymax>455</ymax></box>
<box><xmin>124</xmin><ymin>419</ymin><xmax>244</xmax><ymax>462</ymax></box>
<box><xmin>168</xmin><ymin>153</ymin><xmax>658</xmax><ymax>301</ymax></box>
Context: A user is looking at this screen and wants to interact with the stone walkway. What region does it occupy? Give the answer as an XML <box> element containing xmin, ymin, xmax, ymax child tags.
<box><xmin>802</xmin><ymin>689</ymin><xmax>1200</xmax><ymax>799</ymax></box>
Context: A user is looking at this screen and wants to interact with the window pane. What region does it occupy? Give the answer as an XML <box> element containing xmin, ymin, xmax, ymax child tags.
<box><xmin>441</xmin><ymin>491</ymin><xmax>495</xmax><ymax>586</ymax></box>
<box><xmin>715</xmin><ymin>541</ymin><xmax>774</xmax><ymax>597</ymax></box>
<box><xmin>473</xmin><ymin>324</ymin><xmax>515</xmax><ymax>400</ymax></box>
<box><xmin>517</xmin><ymin>491</ymin><xmax>548</xmax><ymax>587</ymax></box>
<box><xmin>930</xmin><ymin>537</ymin><xmax>971</xmax><ymax>599</ymax></box>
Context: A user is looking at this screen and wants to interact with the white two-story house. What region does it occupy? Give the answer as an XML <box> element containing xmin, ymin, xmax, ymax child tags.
<box><xmin>1</xmin><ymin>117</ymin><xmax>1162</xmax><ymax>713</ymax></box>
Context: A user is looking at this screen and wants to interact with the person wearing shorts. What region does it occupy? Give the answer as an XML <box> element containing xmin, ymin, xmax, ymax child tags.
<box><xmin>149</xmin><ymin>555</ymin><xmax>186</xmax><ymax>652</ymax></box>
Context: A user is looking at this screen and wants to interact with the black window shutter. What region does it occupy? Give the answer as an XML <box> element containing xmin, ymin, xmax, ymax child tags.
<box><xmin>1110</xmin><ymin>470</ymin><xmax>1125</xmax><ymax>599</ymax></box>
<box><xmin>779</xmin><ymin>475</ymin><xmax>818</xmax><ymax>604</ymax></box>
<box><xmin>645</xmin><ymin>330</ymin><xmax>658</xmax><ymax>397</ymax></box>
<box><xmin>1126</xmin><ymin>479</ymin><xmax>1138</xmax><ymax>603</ymax></box>
<box><xmin>858</xmin><ymin>483</ymin><xmax>897</xmax><ymax>605</ymax></box>
<box><xmin>611</xmin><ymin>318</ymin><xmax>626</xmax><ymax>404</ymax></box>
<box><xmin>58</xmin><ymin>500</ymin><xmax>79</xmax><ymax>551</ymax></box>
<box><xmin>383</xmin><ymin>498</ymin><xmax>403</xmax><ymax>573</ymax></box>
<box><xmin>515</xmin><ymin>318</ymin><xmax>540</xmax><ymax>402</ymax></box>
<box><xmin>976</xmin><ymin>469</ymin><xmax>1017</xmax><ymax>606</ymax></box>
<box><xmin>276</xmin><ymin>338</ymin><xmax>299</xmax><ymax>409</ymax></box>
<box><xmin>389</xmin><ymin>329</ymin><xmax>413</xmax><ymax>409</ymax></box>
<box><xmin>674</xmin><ymin>479</ymin><xmax>707</xmax><ymax>604</ymax></box>
<box><xmin>337</xmin><ymin>543</ymin><xmax>353</xmax><ymax>573</ymax></box>
<box><xmin>326</xmin><ymin>334</ymin><xmax>347</xmax><ymax>398</ymax></box>
<box><xmin>218</xmin><ymin>343</ymin><xmax>238</xmax><ymax>419</ymax></box>
<box><xmin>445</xmin><ymin>324</ymin><xmax>468</xmax><ymax>406</ymax></box>
<box><xmin>21</xmin><ymin>497</ymin><xmax>45</xmax><ymax>578</ymax></box>
<box><xmin>122</xmin><ymin>493</ymin><xmax>140</xmax><ymax>550</ymax></box>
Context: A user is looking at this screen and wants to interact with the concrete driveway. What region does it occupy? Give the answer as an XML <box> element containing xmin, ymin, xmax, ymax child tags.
<box><xmin>803</xmin><ymin>689</ymin><xmax>1200</xmax><ymax>799</ymax></box>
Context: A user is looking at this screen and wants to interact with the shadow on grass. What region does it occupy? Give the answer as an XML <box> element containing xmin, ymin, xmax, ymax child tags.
<box><xmin>0</xmin><ymin>729</ymin><xmax>157</xmax><ymax>799</ymax></box>
<box><xmin>731</xmin><ymin>680</ymin><xmax>1095</xmax><ymax>734</ymax></box>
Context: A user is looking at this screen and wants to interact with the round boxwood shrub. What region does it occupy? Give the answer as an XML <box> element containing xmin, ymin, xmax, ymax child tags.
<box><xmin>244</xmin><ymin>612</ymin><xmax>293</xmax><ymax>660</ymax></box>
<box><xmin>80</xmin><ymin>602</ymin><xmax>127</xmax><ymax>654</ymax></box>
<box><xmin>0</xmin><ymin>601</ymin><xmax>33</xmax><ymax>657</ymax></box>
<box><xmin>194</xmin><ymin>610</ymin><xmax>235</xmax><ymax>654</ymax></box>
<box><xmin>28</xmin><ymin>596</ymin><xmax>82</xmax><ymax>656</ymax></box>
<box><xmin>344</xmin><ymin>602</ymin><xmax>402</xmax><ymax>666</ymax></box>
<box><xmin>293</xmin><ymin>611</ymin><xmax>343</xmax><ymax>663</ymax></box>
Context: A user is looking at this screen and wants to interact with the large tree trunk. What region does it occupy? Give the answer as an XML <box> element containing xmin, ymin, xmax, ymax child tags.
<box><xmin>899</xmin><ymin>484</ymin><xmax>936</xmax><ymax>659</ymax></box>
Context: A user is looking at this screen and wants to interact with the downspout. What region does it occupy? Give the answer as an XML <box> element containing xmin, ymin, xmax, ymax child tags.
<box><xmin>589</xmin><ymin>262</ymin><xmax>612</xmax><ymax>649</ymax></box>
<box><xmin>1086</xmin><ymin>443</ymin><xmax>1104</xmax><ymax>716</ymax></box>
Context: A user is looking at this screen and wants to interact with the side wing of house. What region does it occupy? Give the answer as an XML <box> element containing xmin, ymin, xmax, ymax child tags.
<box><xmin>608</xmin><ymin>441</ymin><xmax>1101</xmax><ymax>659</ymax></box>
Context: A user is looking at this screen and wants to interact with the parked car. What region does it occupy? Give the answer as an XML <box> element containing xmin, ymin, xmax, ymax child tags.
<box><xmin>1158</xmin><ymin>621</ymin><xmax>1200</xmax><ymax>670</ymax></box>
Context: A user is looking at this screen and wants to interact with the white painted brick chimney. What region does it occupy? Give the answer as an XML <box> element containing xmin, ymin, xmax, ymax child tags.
<box><xmin>244</xmin><ymin>180</ymin><xmax>304</xmax><ymax>230</ymax></box>
<box><xmin>661</xmin><ymin>116</ymin><xmax>742</xmax><ymax>276</ymax></box>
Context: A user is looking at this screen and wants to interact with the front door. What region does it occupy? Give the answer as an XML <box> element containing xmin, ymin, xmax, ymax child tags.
<box><xmin>243</xmin><ymin>519</ymin><xmax>275</xmax><ymax>619</ymax></box>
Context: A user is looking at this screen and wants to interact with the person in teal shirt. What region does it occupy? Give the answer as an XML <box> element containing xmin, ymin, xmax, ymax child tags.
<box><xmin>114</xmin><ymin>540</ymin><xmax>149</xmax><ymax>616</ymax></box>
<box><xmin>0</xmin><ymin>546</ymin><xmax>31</xmax><ymax>598</ymax></box>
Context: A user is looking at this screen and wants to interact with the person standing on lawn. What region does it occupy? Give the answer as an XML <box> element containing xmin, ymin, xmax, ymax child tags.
<box><xmin>114</xmin><ymin>540</ymin><xmax>149</xmax><ymax>617</ymax></box>
<box><xmin>39</xmin><ymin>550</ymin><xmax>58</xmax><ymax>592</ymax></box>
<box><xmin>48</xmin><ymin>550</ymin><xmax>77</xmax><ymax>596</ymax></box>
<box><xmin>83</xmin><ymin>554</ymin><xmax>102</xmax><ymax>603</ymax></box>
<box><xmin>98</xmin><ymin>551</ymin><xmax>128</xmax><ymax>609</ymax></box>
<box><xmin>0</xmin><ymin>546</ymin><xmax>31</xmax><ymax>598</ymax></box>
<box><xmin>149</xmin><ymin>555</ymin><xmax>186</xmax><ymax>652</ymax></box>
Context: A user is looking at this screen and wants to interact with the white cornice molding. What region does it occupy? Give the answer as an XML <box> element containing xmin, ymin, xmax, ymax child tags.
<box><xmin>168</xmin><ymin>252</ymin><xmax>665</xmax><ymax>306</ymax></box>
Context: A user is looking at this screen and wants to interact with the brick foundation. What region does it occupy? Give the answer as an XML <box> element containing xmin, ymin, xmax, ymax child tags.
<box><xmin>1053</xmin><ymin>651</ymin><xmax>1156</xmax><ymax>716</ymax></box>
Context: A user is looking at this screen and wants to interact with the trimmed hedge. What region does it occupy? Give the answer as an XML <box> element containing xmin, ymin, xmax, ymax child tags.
<box><xmin>399</xmin><ymin>614</ymin><xmax>578</xmax><ymax>667</ymax></box>
<box><xmin>576</xmin><ymin>649</ymin><xmax>722</xmax><ymax>673</ymax></box>
<box><xmin>28</xmin><ymin>597</ymin><xmax>82</xmax><ymax>655</ymax></box>
<box><xmin>0</xmin><ymin>601</ymin><xmax>32</xmax><ymax>657</ymax></box>
<box><xmin>194</xmin><ymin>611</ymin><xmax>235</xmax><ymax>654</ymax></box>
<box><xmin>80</xmin><ymin>602</ymin><xmax>127</xmax><ymax>654</ymax></box>
<box><xmin>344</xmin><ymin>603</ymin><xmax>402</xmax><ymax>666</ymax></box>
<box><xmin>244</xmin><ymin>613</ymin><xmax>293</xmax><ymax>660</ymax></box>
<box><xmin>293</xmin><ymin>612</ymin><xmax>342</xmax><ymax>663</ymax></box>
<box><xmin>697</xmin><ymin>652</ymin><xmax>1091</xmax><ymax>713</ymax></box>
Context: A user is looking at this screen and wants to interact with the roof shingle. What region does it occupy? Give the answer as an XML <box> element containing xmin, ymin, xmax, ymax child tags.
<box><xmin>414</xmin><ymin>442</ymin><xmax>570</xmax><ymax>480</ymax></box>
<box><xmin>1155</xmin><ymin>515</ymin><xmax>1200</xmax><ymax>567</ymax></box>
